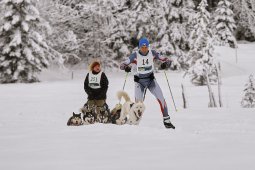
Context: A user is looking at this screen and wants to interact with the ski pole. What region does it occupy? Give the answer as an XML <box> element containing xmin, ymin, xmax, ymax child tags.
<box><xmin>122</xmin><ymin>72</ymin><xmax>129</xmax><ymax>91</ymax></box>
<box><xmin>119</xmin><ymin>72</ymin><xmax>129</xmax><ymax>104</ymax></box>
<box><xmin>164</xmin><ymin>71</ymin><xmax>178</xmax><ymax>112</ymax></box>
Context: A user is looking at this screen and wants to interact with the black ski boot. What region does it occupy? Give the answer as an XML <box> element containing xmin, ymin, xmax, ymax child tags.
<box><xmin>163</xmin><ymin>116</ymin><xmax>175</xmax><ymax>129</ymax></box>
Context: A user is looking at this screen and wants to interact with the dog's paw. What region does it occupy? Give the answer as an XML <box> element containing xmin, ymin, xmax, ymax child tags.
<box><xmin>115</xmin><ymin>117</ymin><xmax>127</xmax><ymax>125</ymax></box>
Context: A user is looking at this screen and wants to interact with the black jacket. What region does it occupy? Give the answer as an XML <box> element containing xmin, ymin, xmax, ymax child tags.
<box><xmin>84</xmin><ymin>71</ymin><xmax>109</xmax><ymax>100</ymax></box>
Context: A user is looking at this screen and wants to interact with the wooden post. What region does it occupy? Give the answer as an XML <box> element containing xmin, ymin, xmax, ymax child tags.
<box><xmin>181</xmin><ymin>83</ymin><xmax>188</xmax><ymax>109</ymax></box>
<box><xmin>205</xmin><ymin>68</ymin><xmax>217</xmax><ymax>107</ymax></box>
<box><xmin>216</xmin><ymin>62</ymin><xmax>223</xmax><ymax>107</ymax></box>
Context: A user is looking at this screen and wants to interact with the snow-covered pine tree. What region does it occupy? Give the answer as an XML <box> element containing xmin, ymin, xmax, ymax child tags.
<box><xmin>241</xmin><ymin>74</ymin><xmax>255</xmax><ymax>108</ymax></box>
<box><xmin>103</xmin><ymin>0</ymin><xmax>161</xmax><ymax>61</ymax></box>
<box><xmin>40</xmin><ymin>0</ymin><xmax>124</xmax><ymax>68</ymax></box>
<box><xmin>58</xmin><ymin>30</ymin><xmax>80</xmax><ymax>64</ymax></box>
<box><xmin>85</xmin><ymin>0</ymin><xmax>124</xmax><ymax>68</ymax></box>
<box><xmin>193</xmin><ymin>0</ymin><xmax>220</xmax><ymax>11</ymax></box>
<box><xmin>187</xmin><ymin>0</ymin><xmax>217</xmax><ymax>86</ymax></box>
<box><xmin>0</xmin><ymin>4</ymin><xmax>4</xmax><ymax>26</ymax></box>
<box><xmin>213</xmin><ymin>0</ymin><xmax>237</xmax><ymax>48</ymax></box>
<box><xmin>127</xmin><ymin>0</ymin><xmax>160</xmax><ymax>43</ymax></box>
<box><xmin>0</xmin><ymin>0</ymin><xmax>52</xmax><ymax>83</ymax></box>
<box><xmin>52</xmin><ymin>0</ymin><xmax>84</xmax><ymax>7</ymax></box>
<box><xmin>232</xmin><ymin>0</ymin><xmax>255</xmax><ymax>41</ymax></box>
<box><xmin>102</xmin><ymin>0</ymin><xmax>130</xmax><ymax>60</ymax></box>
<box><xmin>57</xmin><ymin>0</ymin><xmax>123</xmax><ymax>68</ymax></box>
<box><xmin>156</xmin><ymin>0</ymin><xmax>195</xmax><ymax>69</ymax></box>
<box><xmin>95</xmin><ymin>0</ymin><xmax>128</xmax><ymax>68</ymax></box>
<box><xmin>38</xmin><ymin>1</ymin><xmax>81</xmax><ymax>65</ymax></box>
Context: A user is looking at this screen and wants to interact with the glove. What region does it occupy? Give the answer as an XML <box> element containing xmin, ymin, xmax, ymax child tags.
<box><xmin>160</xmin><ymin>61</ymin><xmax>171</xmax><ymax>69</ymax></box>
<box><xmin>134</xmin><ymin>75</ymin><xmax>139</xmax><ymax>82</ymax></box>
<box><xmin>160</xmin><ymin>62</ymin><xmax>167</xmax><ymax>69</ymax></box>
<box><xmin>149</xmin><ymin>73</ymin><xmax>155</xmax><ymax>80</ymax></box>
<box><xmin>124</xmin><ymin>66</ymin><xmax>131</xmax><ymax>72</ymax></box>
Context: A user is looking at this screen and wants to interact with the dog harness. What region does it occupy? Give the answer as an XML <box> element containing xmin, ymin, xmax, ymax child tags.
<box><xmin>88</xmin><ymin>71</ymin><xmax>102</xmax><ymax>89</ymax></box>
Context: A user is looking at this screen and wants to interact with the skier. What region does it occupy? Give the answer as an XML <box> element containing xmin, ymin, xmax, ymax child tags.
<box><xmin>120</xmin><ymin>37</ymin><xmax>175</xmax><ymax>129</ymax></box>
<box><xmin>84</xmin><ymin>61</ymin><xmax>109</xmax><ymax>115</ymax></box>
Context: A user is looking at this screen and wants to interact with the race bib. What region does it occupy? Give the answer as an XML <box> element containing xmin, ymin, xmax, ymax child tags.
<box><xmin>88</xmin><ymin>71</ymin><xmax>102</xmax><ymax>89</ymax></box>
<box><xmin>136</xmin><ymin>51</ymin><xmax>154</xmax><ymax>74</ymax></box>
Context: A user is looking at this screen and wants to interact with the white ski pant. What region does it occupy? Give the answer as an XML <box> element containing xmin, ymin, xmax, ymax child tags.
<box><xmin>135</xmin><ymin>79</ymin><xmax>169</xmax><ymax>118</ymax></box>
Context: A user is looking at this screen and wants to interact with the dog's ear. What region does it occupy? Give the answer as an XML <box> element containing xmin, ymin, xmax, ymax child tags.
<box><xmin>78</xmin><ymin>113</ymin><xmax>81</xmax><ymax>117</ymax></box>
<box><xmin>73</xmin><ymin>112</ymin><xmax>75</xmax><ymax>116</ymax></box>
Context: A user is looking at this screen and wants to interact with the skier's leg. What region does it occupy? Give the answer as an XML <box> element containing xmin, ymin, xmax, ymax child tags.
<box><xmin>135</xmin><ymin>82</ymin><xmax>145</xmax><ymax>102</ymax></box>
<box><xmin>148</xmin><ymin>81</ymin><xmax>175</xmax><ymax>129</ymax></box>
<box><xmin>148</xmin><ymin>80</ymin><xmax>169</xmax><ymax>117</ymax></box>
<box><xmin>148</xmin><ymin>80</ymin><xmax>175</xmax><ymax>129</ymax></box>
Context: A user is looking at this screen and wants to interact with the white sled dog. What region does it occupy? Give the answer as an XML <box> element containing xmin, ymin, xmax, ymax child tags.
<box><xmin>116</xmin><ymin>91</ymin><xmax>145</xmax><ymax>125</ymax></box>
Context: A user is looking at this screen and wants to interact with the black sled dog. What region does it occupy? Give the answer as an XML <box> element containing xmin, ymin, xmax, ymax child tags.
<box><xmin>67</xmin><ymin>112</ymin><xmax>83</xmax><ymax>126</ymax></box>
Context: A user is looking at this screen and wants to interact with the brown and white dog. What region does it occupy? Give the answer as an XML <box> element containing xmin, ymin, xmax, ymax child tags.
<box><xmin>116</xmin><ymin>91</ymin><xmax>145</xmax><ymax>125</ymax></box>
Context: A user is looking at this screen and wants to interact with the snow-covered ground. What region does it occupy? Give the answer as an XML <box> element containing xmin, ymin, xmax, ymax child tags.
<box><xmin>1</xmin><ymin>44</ymin><xmax>255</xmax><ymax>170</ymax></box>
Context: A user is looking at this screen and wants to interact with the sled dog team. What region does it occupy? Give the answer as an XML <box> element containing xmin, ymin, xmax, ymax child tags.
<box><xmin>67</xmin><ymin>38</ymin><xmax>175</xmax><ymax>129</ymax></box>
<box><xmin>67</xmin><ymin>91</ymin><xmax>145</xmax><ymax>126</ymax></box>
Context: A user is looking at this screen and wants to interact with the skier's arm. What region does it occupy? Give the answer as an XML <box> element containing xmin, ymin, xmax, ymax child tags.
<box><xmin>152</xmin><ymin>50</ymin><xmax>169</xmax><ymax>62</ymax></box>
<box><xmin>152</xmin><ymin>50</ymin><xmax>171</xmax><ymax>69</ymax></box>
<box><xmin>84</xmin><ymin>73</ymin><xmax>92</xmax><ymax>95</ymax></box>
<box><xmin>120</xmin><ymin>52</ymin><xmax>137</xmax><ymax>70</ymax></box>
